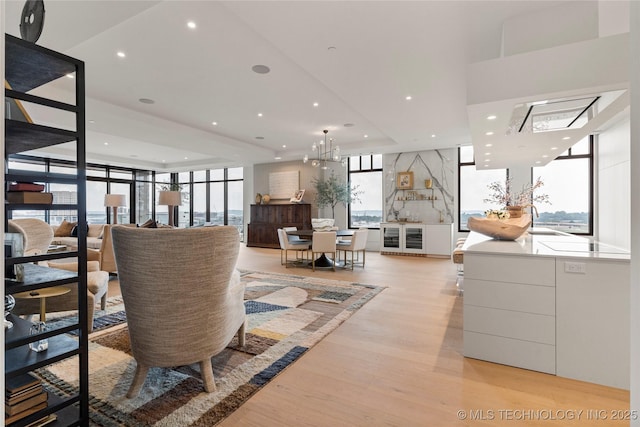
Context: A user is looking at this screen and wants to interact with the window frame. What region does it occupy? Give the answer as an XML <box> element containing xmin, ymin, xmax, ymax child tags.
<box><xmin>347</xmin><ymin>154</ymin><xmax>383</xmax><ymax>229</ymax></box>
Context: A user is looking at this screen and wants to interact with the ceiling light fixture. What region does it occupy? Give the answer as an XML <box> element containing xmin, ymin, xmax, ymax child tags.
<box><xmin>251</xmin><ymin>64</ymin><xmax>270</xmax><ymax>74</ymax></box>
<box><xmin>487</xmin><ymin>115</ymin><xmax>497</xmax><ymax>120</ymax></box>
<box><xmin>212</xmin><ymin>121</ymin><xmax>217</xmax><ymax>126</ymax></box>
<box><xmin>282</xmin><ymin>145</ymin><xmax>286</xmax><ymax>148</ymax></box>
<box><xmin>257</xmin><ymin>113</ymin><xmax>263</xmax><ymax>117</ymax></box>
<box><xmin>485</xmin><ymin>143</ymin><xmax>493</xmax><ymax>147</ymax></box>
<box><xmin>562</xmin><ymin>136</ymin><xmax>571</xmax><ymax>140</ymax></box>
<box><xmin>313</xmin><ymin>102</ymin><xmax>319</xmax><ymax>107</ymax></box>
<box><xmin>364</xmin><ymin>134</ymin><xmax>368</xmax><ymax>138</ymax></box>
<box><xmin>104</xmin><ymin>142</ymin><xmax>108</xmax><ymax>146</ymax></box>
<box><xmin>431</xmin><ymin>134</ymin><xmax>436</xmax><ymax>138</ymax></box>
<box><xmin>187</xmin><ymin>21</ymin><xmax>196</xmax><ymax>29</ymax></box>
<box><xmin>303</xmin><ymin>129</ymin><xmax>347</xmax><ymax>169</ymax></box>
<box><xmin>485</xmin><ymin>131</ymin><xmax>494</xmax><ymax>136</ymax></box>
<box><xmin>551</xmin><ymin>147</ymin><xmax>558</xmax><ymax>150</ymax></box>
<box><xmin>117</xmin><ymin>51</ymin><xmax>126</xmax><ymax>58</ymax></box>
<box><xmin>405</xmin><ymin>95</ymin><xmax>412</xmax><ymax>101</ymax></box>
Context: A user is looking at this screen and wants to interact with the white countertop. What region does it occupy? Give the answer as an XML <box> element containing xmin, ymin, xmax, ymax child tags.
<box><xmin>462</xmin><ymin>228</ymin><xmax>630</xmax><ymax>261</ymax></box>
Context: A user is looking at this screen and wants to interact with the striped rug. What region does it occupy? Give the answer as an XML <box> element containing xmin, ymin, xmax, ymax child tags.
<box><xmin>37</xmin><ymin>270</ymin><xmax>385</xmax><ymax>426</ymax></box>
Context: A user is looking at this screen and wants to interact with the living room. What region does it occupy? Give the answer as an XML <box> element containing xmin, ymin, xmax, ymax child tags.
<box><xmin>2</xmin><ymin>1</ymin><xmax>639</xmax><ymax>426</ymax></box>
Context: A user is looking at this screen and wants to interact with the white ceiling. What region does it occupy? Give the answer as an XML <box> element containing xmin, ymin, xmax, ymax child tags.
<box><xmin>3</xmin><ymin>0</ymin><xmax>628</xmax><ymax>171</ymax></box>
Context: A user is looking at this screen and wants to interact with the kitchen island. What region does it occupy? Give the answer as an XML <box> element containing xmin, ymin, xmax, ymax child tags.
<box><xmin>462</xmin><ymin>229</ymin><xmax>630</xmax><ymax>389</ymax></box>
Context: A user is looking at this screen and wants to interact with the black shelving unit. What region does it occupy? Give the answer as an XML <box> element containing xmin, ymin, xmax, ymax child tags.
<box><xmin>4</xmin><ymin>34</ymin><xmax>88</xmax><ymax>426</ymax></box>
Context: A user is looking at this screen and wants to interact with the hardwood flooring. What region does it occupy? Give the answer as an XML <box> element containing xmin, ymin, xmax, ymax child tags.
<box><xmin>221</xmin><ymin>247</ymin><xmax>629</xmax><ymax>426</ymax></box>
<box><xmin>110</xmin><ymin>245</ymin><xmax>629</xmax><ymax>426</ymax></box>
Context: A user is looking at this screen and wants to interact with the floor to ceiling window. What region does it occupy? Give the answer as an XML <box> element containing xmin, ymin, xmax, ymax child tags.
<box><xmin>7</xmin><ymin>156</ymin><xmax>244</xmax><ymax>239</ymax></box>
<box><xmin>458</xmin><ymin>146</ymin><xmax>507</xmax><ymax>232</ymax></box>
<box><xmin>348</xmin><ymin>155</ymin><xmax>383</xmax><ymax>228</ymax></box>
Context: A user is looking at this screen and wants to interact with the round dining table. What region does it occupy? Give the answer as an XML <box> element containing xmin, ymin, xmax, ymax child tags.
<box><xmin>286</xmin><ymin>229</ymin><xmax>354</xmax><ymax>268</ymax></box>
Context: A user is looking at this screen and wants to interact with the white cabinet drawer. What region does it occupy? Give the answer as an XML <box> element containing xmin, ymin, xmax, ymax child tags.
<box><xmin>464</xmin><ymin>331</ymin><xmax>556</xmax><ymax>374</ymax></box>
<box><xmin>464</xmin><ymin>254</ymin><xmax>555</xmax><ymax>286</ymax></box>
<box><xmin>464</xmin><ymin>305</ymin><xmax>555</xmax><ymax>345</ymax></box>
<box><xmin>464</xmin><ymin>279</ymin><xmax>555</xmax><ymax>316</ymax></box>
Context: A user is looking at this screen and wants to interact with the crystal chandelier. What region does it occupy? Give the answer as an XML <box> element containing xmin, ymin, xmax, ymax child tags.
<box><xmin>303</xmin><ymin>129</ymin><xmax>347</xmax><ymax>169</ymax></box>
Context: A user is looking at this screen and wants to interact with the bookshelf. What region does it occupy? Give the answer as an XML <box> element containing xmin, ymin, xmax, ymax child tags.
<box><xmin>4</xmin><ymin>34</ymin><xmax>88</xmax><ymax>426</ymax></box>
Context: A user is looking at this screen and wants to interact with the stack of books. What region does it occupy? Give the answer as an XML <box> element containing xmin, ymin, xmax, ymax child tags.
<box><xmin>6</xmin><ymin>182</ymin><xmax>52</xmax><ymax>204</ymax></box>
<box><xmin>5</xmin><ymin>373</ymin><xmax>55</xmax><ymax>426</ymax></box>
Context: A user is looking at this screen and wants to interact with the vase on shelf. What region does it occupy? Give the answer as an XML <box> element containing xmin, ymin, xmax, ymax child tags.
<box><xmin>506</xmin><ymin>205</ymin><xmax>523</xmax><ymax>218</ymax></box>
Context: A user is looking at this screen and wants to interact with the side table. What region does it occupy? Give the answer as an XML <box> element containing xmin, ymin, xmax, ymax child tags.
<box><xmin>13</xmin><ymin>286</ymin><xmax>71</xmax><ymax>322</ymax></box>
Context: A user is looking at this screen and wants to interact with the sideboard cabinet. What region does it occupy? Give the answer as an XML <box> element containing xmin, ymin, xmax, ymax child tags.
<box><xmin>247</xmin><ymin>204</ymin><xmax>312</xmax><ymax>248</ymax></box>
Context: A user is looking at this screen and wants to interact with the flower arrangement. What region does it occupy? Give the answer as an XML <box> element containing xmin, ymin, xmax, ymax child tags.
<box><xmin>484</xmin><ymin>209</ymin><xmax>509</xmax><ymax>220</ymax></box>
<box><xmin>483</xmin><ymin>177</ymin><xmax>550</xmax><ymax>207</ymax></box>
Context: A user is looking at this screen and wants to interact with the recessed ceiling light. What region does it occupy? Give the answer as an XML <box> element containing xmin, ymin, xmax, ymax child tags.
<box><xmin>104</xmin><ymin>142</ymin><xmax>108</xmax><ymax>146</ymax></box>
<box><xmin>274</xmin><ymin>156</ymin><xmax>282</xmax><ymax>160</ymax></box>
<box><xmin>485</xmin><ymin>152</ymin><xmax>491</xmax><ymax>156</ymax></box>
<box><xmin>551</xmin><ymin>147</ymin><xmax>558</xmax><ymax>150</ymax></box>
<box><xmin>542</xmin><ymin>154</ymin><xmax>549</xmax><ymax>158</ymax></box>
<box><xmin>139</xmin><ymin>98</ymin><xmax>155</xmax><ymax>104</ymax></box>
<box><xmin>184</xmin><ymin>157</ymin><xmax>188</xmax><ymax>160</ymax></box>
<box><xmin>255</xmin><ymin>136</ymin><xmax>264</xmax><ymax>140</ymax></box>
<box><xmin>313</xmin><ymin>102</ymin><xmax>319</xmax><ymax>107</ymax></box>
<box><xmin>162</xmin><ymin>160</ymin><xmax>166</xmax><ymax>163</ymax></box>
<box><xmin>405</xmin><ymin>95</ymin><xmax>412</xmax><ymax>101</ymax></box>
<box><xmin>66</xmin><ymin>74</ymin><xmax>74</xmax><ymax>79</ymax></box>
<box><xmin>562</xmin><ymin>136</ymin><xmax>571</xmax><ymax>140</ymax></box>
<box><xmin>117</xmin><ymin>51</ymin><xmax>126</xmax><ymax>58</ymax></box>
<box><xmin>487</xmin><ymin>115</ymin><xmax>497</xmax><ymax>120</ymax></box>
<box><xmin>431</xmin><ymin>134</ymin><xmax>436</xmax><ymax>138</ymax></box>
<box><xmin>89</xmin><ymin>120</ymin><xmax>95</xmax><ymax>124</ymax></box>
<box><xmin>485</xmin><ymin>143</ymin><xmax>493</xmax><ymax>147</ymax></box>
<box><xmin>328</xmin><ymin>46</ymin><xmax>337</xmax><ymax>51</ymax></box>
<box><xmin>484</xmin><ymin>164</ymin><xmax>489</xmax><ymax>168</ymax></box>
<box><xmin>485</xmin><ymin>131</ymin><xmax>494</xmax><ymax>136</ymax></box>
<box><xmin>364</xmin><ymin>134</ymin><xmax>368</xmax><ymax>138</ymax></box>
<box><xmin>535</xmin><ymin>160</ymin><xmax>541</xmax><ymax>164</ymax></box>
<box><xmin>211</xmin><ymin>121</ymin><xmax>217</xmax><ymax>126</ymax></box>
<box><xmin>344</xmin><ymin>123</ymin><xmax>355</xmax><ymax>127</ymax></box>
<box><xmin>282</xmin><ymin>144</ymin><xmax>286</xmax><ymax>148</ymax></box>
<box><xmin>257</xmin><ymin>113</ymin><xmax>263</xmax><ymax>117</ymax></box>
<box><xmin>484</xmin><ymin>158</ymin><xmax>491</xmax><ymax>162</ymax></box>
<box><xmin>187</xmin><ymin>21</ymin><xmax>196</xmax><ymax>29</ymax></box>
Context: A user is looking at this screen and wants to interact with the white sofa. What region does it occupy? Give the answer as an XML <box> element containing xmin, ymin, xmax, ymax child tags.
<box><xmin>51</xmin><ymin>223</ymin><xmax>105</xmax><ymax>250</ymax></box>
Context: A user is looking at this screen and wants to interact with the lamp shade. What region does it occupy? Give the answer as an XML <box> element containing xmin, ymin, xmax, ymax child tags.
<box><xmin>104</xmin><ymin>194</ymin><xmax>126</xmax><ymax>207</ymax></box>
<box><xmin>158</xmin><ymin>191</ymin><xmax>181</xmax><ymax>206</ymax></box>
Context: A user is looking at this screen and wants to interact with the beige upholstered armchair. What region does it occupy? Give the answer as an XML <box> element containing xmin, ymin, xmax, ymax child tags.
<box><xmin>336</xmin><ymin>228</ymin><xmax>368</xmax><ymax>270</ymax></box>
<box><xmin>8</xmin><ymin>218</ymin><xmax>54</xmax><ymax>255</ymax></box>
<box><xmin>13</xmin><ymin>261</ymin><xmax>109</xmax><ymax>332</ymax></box>
<box><xmin>111</xmin><ymin>226</ymin><xmax>246</xmax><ymax>398</ymax></box>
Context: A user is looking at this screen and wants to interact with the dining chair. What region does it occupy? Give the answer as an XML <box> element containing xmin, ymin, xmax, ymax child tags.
<box><xmin>282</xmin><ymin>226</ymin><xmax>311</xmax><ymax>243</ymax></box>
<box><xmin>311</xmin><ymin>231</ymin><xmax>337</xmax><ymax>271</ymax></box>
<box><xmin>337</xmin><ymin>228</ymin><xmax>368</xmax><ymax>270</ymax></box>
<box><xmin>277</xmin><ymin>228</ymin><xmax>311</xmax><ymax>268</ymax></box>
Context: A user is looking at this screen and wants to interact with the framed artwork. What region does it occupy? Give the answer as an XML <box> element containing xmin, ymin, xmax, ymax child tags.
<box><xmin>396</xmin><ymin>172</ymin><xmax>414</xmax><ymax>189</ymax></box>
<box><xmin>290</xmin><ymin>189</ymin><xmax>305</xmax><ymax>203</ymax></box>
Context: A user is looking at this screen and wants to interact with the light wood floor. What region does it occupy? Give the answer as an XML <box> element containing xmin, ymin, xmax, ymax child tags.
<box><xmin>223</xmin><ymin>247</ymin><xmax>629</xmax><ymax>426</ymax></box>
<box><xmin>111</xmin><ymin>246</ymin><xmax>629</xmax><ymax>426</ymax></box>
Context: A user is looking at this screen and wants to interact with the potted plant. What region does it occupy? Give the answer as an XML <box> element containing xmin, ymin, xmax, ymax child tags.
<box><xmin>312</xmin><ymin>172</ymin><xmax>362</xmax><ymax>219</ymax></box>
<box><xmin>483</xmin><ymin>177</ymin><xmax>550</xmax><ymax>218</ymax></box>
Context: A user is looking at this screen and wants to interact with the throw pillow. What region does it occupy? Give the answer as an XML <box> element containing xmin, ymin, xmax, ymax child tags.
<box><xmin>54</xmin><ymin>219</ymin><xmax>76</xmax><ymax>237</ymax></box>
<box><xmin>139</xmin><ymin>219</ymin><xmax>158</xmax><ymax>228</ymax></box>
<box><xmin>70</xmin><ymin>223</ymin><xmax>89</xmax><ymax>237</ymax></box>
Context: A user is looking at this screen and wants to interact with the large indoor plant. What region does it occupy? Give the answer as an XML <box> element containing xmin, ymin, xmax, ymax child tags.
<box><xmin>312</xmin><ymin>172</ymin><xmax>361</xmax><ymax>219</ymax></box>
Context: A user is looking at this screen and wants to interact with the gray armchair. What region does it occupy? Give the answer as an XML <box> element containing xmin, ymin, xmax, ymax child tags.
<box><xmin>111</xmin><ymin>226</ymin><xmax>246</xmax><ymax>398</ymax></box>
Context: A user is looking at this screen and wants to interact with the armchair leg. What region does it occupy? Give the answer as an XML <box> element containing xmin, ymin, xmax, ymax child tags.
<box><xmin>126</xmin><ymin>363</ymin><xmax>149</xmax><ymax>398</ymax></box>
<box><xmin>101</xmin><ymin>292</ymin><xmax>108</xmax><ymax>310</ymax></box>
<box><xmin>238</xmin><ymin>318</ymin><xmax>247</xmax><ymax>347</ymax></box>
<box><xmin>200</xmin><ymin>360</ymin><xmax>216</xmax><ymax>392</ymax></box>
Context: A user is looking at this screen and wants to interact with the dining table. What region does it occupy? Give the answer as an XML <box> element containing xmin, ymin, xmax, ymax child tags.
<box><xmin>286</xmin><ymin>229</ymin><xmax>354</xmax><ymax>268</ymax></box>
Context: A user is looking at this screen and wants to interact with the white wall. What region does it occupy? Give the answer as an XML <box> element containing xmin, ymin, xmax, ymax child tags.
<box><xmin>598</xmin><ymin>117</ymin><xmax>631</xmax><ymax>249</ymax></box>
<box><xmin>629</xmin><ymin>2</ymin><xmax>640</xmax><ymax>423</ymax></box>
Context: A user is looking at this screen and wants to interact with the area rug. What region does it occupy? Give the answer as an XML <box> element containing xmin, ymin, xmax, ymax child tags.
<box><xmin>36</xmin><ymin>270</ymin><xmax>385</xmax><ymax>426</ymax></box>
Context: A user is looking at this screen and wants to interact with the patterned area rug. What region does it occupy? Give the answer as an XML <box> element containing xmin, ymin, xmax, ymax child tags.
<box><xmin>37</xmin><ymin>270</ymin><xmax>385</xmax><ymax>426</ymax></box>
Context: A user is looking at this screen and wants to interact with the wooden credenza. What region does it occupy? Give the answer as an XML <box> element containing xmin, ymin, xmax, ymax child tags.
<box><xmin>247</xmin><ymin>203</ymin><xmax>312</xmax><ymax>248</ymax></box>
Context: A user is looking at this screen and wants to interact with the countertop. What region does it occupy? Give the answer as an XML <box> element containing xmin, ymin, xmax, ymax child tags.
<box><xmin>462</xmin><ymin>228</ymin><xmax>630</xmax><ymax>261</ymax></box>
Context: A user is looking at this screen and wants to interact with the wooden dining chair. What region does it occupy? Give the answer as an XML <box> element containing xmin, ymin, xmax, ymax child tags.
<box><xmin>311</xmin><ymin>231</ymin><xmax>337</xmax><ymax>271</ymax></box>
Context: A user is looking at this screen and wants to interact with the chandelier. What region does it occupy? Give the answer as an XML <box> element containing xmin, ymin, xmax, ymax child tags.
<box><xmin>303</xmin><ymin>129</ymin><xmax>347</xmax><ymax>169</ymax></box>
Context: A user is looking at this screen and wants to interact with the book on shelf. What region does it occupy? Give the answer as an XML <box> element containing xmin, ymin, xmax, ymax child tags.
<box><xmin>6</xmin><ymin>373</ymin><xmax>40</xmax><ymax>395</ymax></box>
<box><xmin>4</xmin><ymin>401</ymin><xmax>47</xmax><ymax>424</ymax></box>
<box><xmin>24</xmin><ymin>414</ymin><xmax>57</xmax><ymax>427</ymax></box>
<box><xmin>6</xmin><ymin>191</ymin><xmax>53</xmax><ymax>204</ymax></box>
<box><xmin>6</xmin><ymin>384</ymin><xmax>43</xmax><ymax>405</ymax></box>
<box><xmin>5</xmin><ymin>390</ymin><xmax>47</xmax><ymax>416</ymax></box>
<box><xmin>8</xmin><ymin>182</ymin><xmax>45</xmax><ymax>192</ymax></box>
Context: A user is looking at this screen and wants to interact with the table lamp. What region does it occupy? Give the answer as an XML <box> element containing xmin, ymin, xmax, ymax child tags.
<box><xmin>104</xmin><ymin>194</ymin><xmax>126</xmax><ymax>224</ymax></box>
<box><xmin>158</xmin><ymin>191</ymin><xmax>181</xmax><ymax>227</ymax></box>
